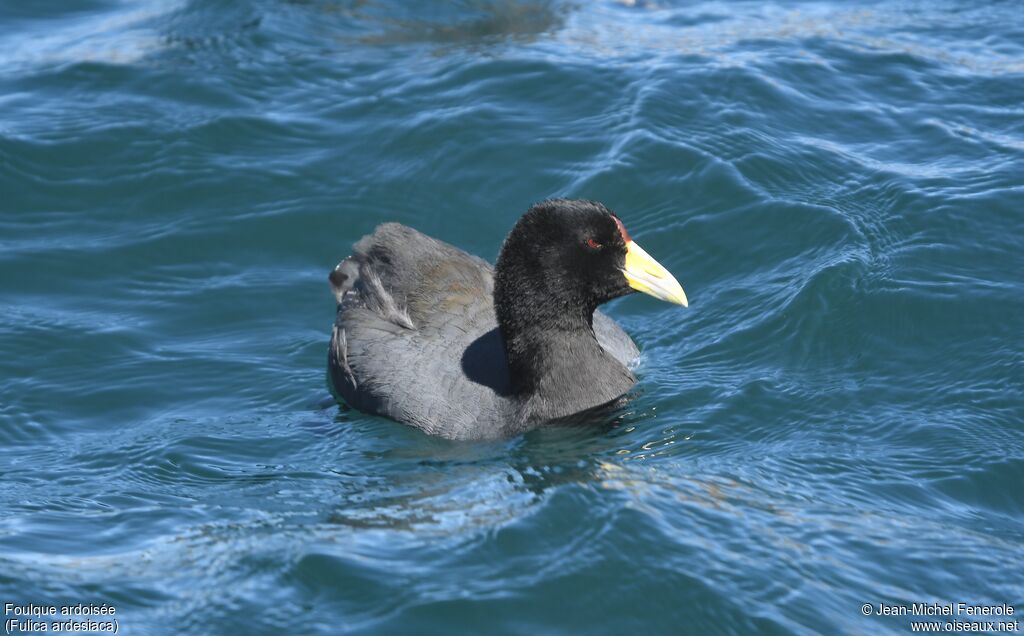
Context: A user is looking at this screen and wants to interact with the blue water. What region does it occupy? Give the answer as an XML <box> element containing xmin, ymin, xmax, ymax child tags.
<box><xmin>1</xmin><ymin>1</ymin><xmax>1022</xmax><ymax>634</ymax></box>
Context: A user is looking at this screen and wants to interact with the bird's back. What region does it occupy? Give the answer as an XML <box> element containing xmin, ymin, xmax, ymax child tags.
<box><xmin>329</xmin><ymin>224</ymin><xmax>512</xmax><ymax>438</ymax></box>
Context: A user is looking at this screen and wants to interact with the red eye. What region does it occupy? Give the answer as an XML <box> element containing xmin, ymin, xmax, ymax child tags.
<box><xmin>586</xmin><ymin>238</ymin><xmax>602</xmax><ymax>249</ymax></box>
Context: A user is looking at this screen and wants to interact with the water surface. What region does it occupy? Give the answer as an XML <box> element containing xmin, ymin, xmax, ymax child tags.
<box><xmin>1</xmin><ymin>1</ymin><xmax>1022</xmax><ymax>634</ymax></box>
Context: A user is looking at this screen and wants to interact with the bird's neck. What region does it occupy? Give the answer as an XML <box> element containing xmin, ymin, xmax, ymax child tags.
<box><xmin>496</xmin><ymin>300</ymin><xmax>634</xmax><ymax>422</ymax></box>
<box><xmin>501</xmin><ymin>311</ymin><xmax>594</xmax><ymax>389</ymax></box>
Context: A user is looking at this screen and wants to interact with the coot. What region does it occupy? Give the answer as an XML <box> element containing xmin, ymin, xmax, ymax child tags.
<box><xmin>327</xmin><ymin>199</ymin><xmax>687</xmax><ymax>440</ymax></box>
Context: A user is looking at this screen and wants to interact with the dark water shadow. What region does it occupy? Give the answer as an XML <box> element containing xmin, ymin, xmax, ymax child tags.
<box><xmin>346</xmin><ymin>0</ymin><xmax>572</xmax><ymax>48</ymax></box>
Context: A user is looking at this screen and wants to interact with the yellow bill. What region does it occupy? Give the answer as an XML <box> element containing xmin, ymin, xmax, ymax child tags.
<box><xmin>622</xmin><ymin>241</ymin><xmax>688</xmax><ymax>307</ymax></box>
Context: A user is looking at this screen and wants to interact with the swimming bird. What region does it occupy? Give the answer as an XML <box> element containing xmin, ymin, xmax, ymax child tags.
<box><xmin>327</xmin><ymin>198</ymin><xmax>687</xmax><ymax>440</ymax></box>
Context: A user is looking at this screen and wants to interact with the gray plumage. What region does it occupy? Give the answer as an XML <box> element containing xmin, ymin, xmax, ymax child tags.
<box><xmin>327</xmin><ymin>222</ymin><xmax>640</xmax><ymax>440</ymax></box>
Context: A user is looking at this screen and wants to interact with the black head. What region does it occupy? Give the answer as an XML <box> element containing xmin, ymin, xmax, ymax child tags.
<box><xmin>494</xmin><ymin>199</ymin><xmax>635</xmax><ymax>327</ymax></box>
<box><xmin>493</xmin><ymin>198</ymin><xmax>687</xmax><ymax>400</ymax></box>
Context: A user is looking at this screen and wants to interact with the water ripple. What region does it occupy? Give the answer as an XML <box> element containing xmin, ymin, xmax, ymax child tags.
<box><xmin>2</xmin><ymin>1</ymin><xmax>1022</xmax><ymax>634</ymax></box>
